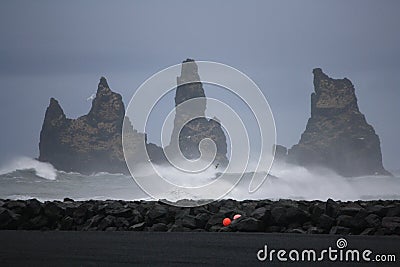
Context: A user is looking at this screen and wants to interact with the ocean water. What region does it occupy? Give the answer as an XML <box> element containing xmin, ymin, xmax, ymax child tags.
<box><xmin>0</xmin><ymin>157</ymin><xmax>399</xmax><ymax>202</ymax></box>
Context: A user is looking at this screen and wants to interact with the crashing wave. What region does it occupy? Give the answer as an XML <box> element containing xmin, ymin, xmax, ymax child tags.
<box><xmin>0</xmin><ymin>157</ymin><xmax>57</xmax><ymax>180</ymax></box>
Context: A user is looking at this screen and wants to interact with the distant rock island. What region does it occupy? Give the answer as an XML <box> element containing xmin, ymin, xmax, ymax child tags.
<box><xmin>38</xmin><ymin>59</ymin><xmax>228</xmax><ymax>174</ymax></box>
<box><xmin>39</xmin><ymin>63</ymin><xmax>390</xmax><ymax>177</ymax></box>
<box><xmin>39</xmin><ymin>77</ymin><xmax>164</xmax><ymax>174</ymax></box>
<box><xmin>286</xmin><ymin>68</ymin><xmax>391</xmax><ymax>177</ymax></box>
<box><xmin>165</xmin><ymin>59</ymin><xmax>228</xmax><ymax>166</ymax></box>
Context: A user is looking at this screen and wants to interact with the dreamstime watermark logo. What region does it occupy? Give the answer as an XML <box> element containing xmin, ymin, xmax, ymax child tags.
<box><xmin>257</xmin><ymin>237</ymin><xmax>397</xmax><ymax>263</ymax></box>
<box><xmin>122</xmin><ymin>61</ymin><xmax>276</xmax><ymax>207</ymax></box>
<box><xmin>336</xmin><ymin>237</ymin><xmax>347</xmax><ymax>249</ymax></box>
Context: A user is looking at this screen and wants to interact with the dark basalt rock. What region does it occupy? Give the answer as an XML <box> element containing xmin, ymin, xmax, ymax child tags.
<box><xmin>317</xmin><ymin>214</ymin><xmax>335</xmax><ymax>231</ymax></box>
<box><xmin>166</xmin><ymin>59</ymin><xmax>228</xmax><ymax>166</ymax></box>
<box><xmin>194</xmin><ymin>213</ymin><xmax>210</xmax><ymax>229</ymax></box>
<box><xmin>325</xmin><ymin>198</ymin><xmax>339</xmax><ymax>217</ymax></box>
<box><xmin>233</xmin><ymin>217</ymin><xmax>264</xmax><ymax>232</ymax></box>
<box><xmin>271</xmin><ymin>206</ymin><xmax>288</xmax><ymax>225</ymax></box>
<box><xmin>250</xmin><ymin>207</ymin><xmax>270</xmax><ymax>223</ymax></box>
<box><xmin>381</xmin><ymin>217</ymin><xmax>400</xmax><ymax>234</ymax></box>
<box><xmin>1</xmin><ymin>198</ymin><xmax>400</xmax><ymax>235</ymax></box>
<box><xmin>365</xmin><ymin>214</ymin><xmax>381</xmax><ymax>228</ymax></box>
<box><xmin>98</xmin><ymin>215</ymin><xmax>116</xmax><ymax>231</ymax></box>
<box><xmin>0</xmin><ymin>208</ymin><xmax>20</xmax><ymax>229</ymax></box>
<box><xmin>38</xmin><ymin>77</ymin><xmax>164</xmax><ymax>174</ymax></box>
<box><xmin>146</xmin><ymin>204</ymin><xmax>168</xmax><ymax>221</ymax></box>
<box><xmin>149</xmin><ymin>223</ymin><xmax>168</xmax><ymax>232</ymax></box>
<box><xmin>338</xmin><ymin>202</ymin><xmax>365</xmax><ymax>216</ymax></box>
<box><xmin>25</xmin><ymin>199</ymin><xmax>42</xmax><ymax>217</ymax></box>
<box><xmin>386</xmin><ymin>205</ymin><xmax>400</xmax><ymax>217</ymax></box>
<box><xmin>329</xmin><ymin>226</ymin><xmax>351</xmax><ymax>235</ymax></box>
<box><xmin>60</xmin><ymin>216</ymin><xmax>74</xmax><ymax>230</ymax></box>
<box><xmin>288</xmin><ymin>68</ymin><xmax>391</xmax><ymax>177</ymax></box>
<box><xmin>181</xmin><ymin>215</ymin><xmax>197</xmax><ymax>229</ymax></box>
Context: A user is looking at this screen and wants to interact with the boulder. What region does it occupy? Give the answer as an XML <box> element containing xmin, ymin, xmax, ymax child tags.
<box><xmin>82</xmin><ymin>214</ymin><xmax>103</xmax><ymax>230</ymax></box>
<box><xmin>194</xmin><ymin>213</ymin><xmax>210</xmax><ymax>229</ymax></box>
<box><xmin>98</xmin><ymin>215</ymin><xmax>116</xmax><ymax>231</ymax></box>
<box><xmin>381</xmin><ymin>217</ymin><xmax>400</xmax><ymax>234</ymax></box>
<box><xmin>386</xmin><ymin>206</ymin><xmax>400</xmax><ymax>217</ymax></box>
<box><xmin>0</xmin><ymin>208</ymin><xmax>20</xmax><ymax>229</ymax></box>
<box><xmin>206</xmin><ymin>214</ymin><xmax>226</xmax><ymax>230</ymax></box>
<box><xmin>29</xmin><ymin>215</ymin><xmax>48</xmax><ymax>230</ymax></box>
<box><xmin>251</xmin><ymin>207</ymin><xmax>270</xmax><ymax>223</ymax></box>
<box><xmin>43</xmin><ymin>202</ymin><xmax>63</xmax><ymax>220</ymax></box>
<box><xmin>365</xmin><ymin>214</ymin><xmax>381</xmax><ymax>228</ymax></box>
<box><xmin>149</xmin><ymin>223</ymin><xmax>168</xmax><ymax>232</ymax></box>
<box><xmin>317</xmin><ymin>214</ymin><xmax>335</xmax><ymax>231</ymax></box>
<box><xmin>325</xmin><ymin>198</ymin><xmax>339</xmax><ymax>217</ymax></box>
<box><xmin>146</xmin><ymin>204</ymin><xmax>169</xmax><ymax>223</ymax></box>
<box><xmin>271</xmin><ymin>206</ymin><xmax>288</xmax><ymax>225</ymax></box>
<box><xmin>233</xmin><ymin>218</ymin><xmax>263</xmax><ymax>232</ymax></box>
<box><xmin>310</xmin><ymin>202</ymin><xmax>325</xmax><ymax>221</ymax></box>
<box><xmin>285</xmin><ymin>207</ymin><xmax>310</xmax><ymax>224</ymax></box>
<box><xmin>181</xmin><ymin>215</ymin><xmax>197</xmax><ymax>229</ymax></box>
<box><xmin>336</xmin><ymin>215</ymin><xmax>355</xmax><ymax>228</ymax></box>
<box><xmin>338</xmin><ymin>203</ymin><xmax>364</xmax><ymax>216</ymax></box>
<box><xmin>366</xmin><ymin>205</ymin><xmax>388</xmax><ymax>217</ymax></box>
<box><xmin>25</xmin><ymin>199</ymin><xmax>42</xmax><ymax>217</ymax></box>
<box><xmin>114</xmin><ymin>217</ymin><xmax>130</xmax><ymax>229</ymax></box>
<box><xmin>60</xmin><ymin>216</ymin><xmax>74</xmax><ymax>230</ymax></box>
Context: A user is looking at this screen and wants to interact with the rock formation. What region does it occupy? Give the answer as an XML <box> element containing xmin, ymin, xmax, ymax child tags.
<box><xmin>2</xmin><ymin>198</ymin><xmax>400</xmax><ymax>235</ymax></box>
<box><xmin>288</xmin><ymin>68</ymin><xmax>391</xmax><ymax>177</ymax></box>
<box><xmin>166</xmin><ymin>59</ymin><xmax>228</xmax><ymax>166</ymax></box>
<box><xmin>39</xmin><ymin>66</ymin><xmax>388</xmax><ymax>177</ymax></box>
<box><xmin>38</xmin><ymin>65</ymin><xmax>227</xmax><ymax>174</ymax></box>
<box><xmin>39</xmin><ymin>77</ymin><xmax>163</xmax><ymax>174</ymax></box>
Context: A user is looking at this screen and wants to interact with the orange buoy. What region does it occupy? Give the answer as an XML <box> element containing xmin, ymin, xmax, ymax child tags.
<box><xmin>222</xmin><ymin>217</ymin><xmax>231</xmax><ymax>226</ymax></box>
<box><xmin>233</xmin><ymin>214</ymin><xmax>241</xmax><ymax>220</ymax></box>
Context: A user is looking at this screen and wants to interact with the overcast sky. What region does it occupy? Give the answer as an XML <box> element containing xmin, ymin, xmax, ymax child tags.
<box><xmin>0</xmin><ymin>0</ymin><xmax>399</xmax><ymax>170</ymax></box>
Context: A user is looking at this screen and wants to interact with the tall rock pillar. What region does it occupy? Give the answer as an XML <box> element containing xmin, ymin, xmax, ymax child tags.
<box><xmin>167</xmin><ymin>59</ymin><xmax>228</xmax><ymax>166</ymax></box>
<box><xmin>288</xmin><ymin>68</ymin><xmax>391</xmax><ymax>177</ymax></box>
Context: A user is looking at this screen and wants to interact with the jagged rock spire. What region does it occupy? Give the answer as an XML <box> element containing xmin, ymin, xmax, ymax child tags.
<box><xmin>174</xmin><ymin>59</ymin><xmax>206</xmax><ymax>117</ymax></box>
<box><xmin>45</xmin><ymin>98</ymin><xmax>66</xmax><ymax>122</ymax></box>
<box><xmin>99</xmin><ymin>76</ymin><xmax>109</xmax><ymax>88</ymax></box>
<box><xmin>38</xmin><ymin>77</ymin><xmax>165</xmax><ymax>174</ymax></box>
<box><xmin>87</xmin><ymin>77</ymin><xmax>125</xmax><ymax>124</ymax></box>
<box><xmin>167</xmin><ymin>59</ymin><xmax>228</xmax><ymax>165</ymax></box>
<box><xmin>288</xmin><ymin>68</ymin><xmax>391</xmax><ymax>177</ymax></box>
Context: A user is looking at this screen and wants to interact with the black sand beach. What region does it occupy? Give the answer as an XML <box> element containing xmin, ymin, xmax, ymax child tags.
<box><xmin>0</xmin><ymin>231</ymin><xmax>399</xmax><ymax>266</ymax></box>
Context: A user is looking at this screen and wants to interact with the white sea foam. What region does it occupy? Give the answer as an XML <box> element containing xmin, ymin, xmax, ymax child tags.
<box><xmin>225</xmin><ymin>162</ymin><xmax>400</xmax><ymax>201</ymax></box>
<box><xmin>0</xmin><ymin>157</ymin><xmax>57</xmax><ymax>180</ymax></box>
<box><xmin>128</xmin><ymin>161</ymin><xmax>400</xmax><ymax>202</ymax></box>
<box><xmin>0</xmin><ymin>157</ymin><xmax>399</xmax><ymax>201</ymax></box>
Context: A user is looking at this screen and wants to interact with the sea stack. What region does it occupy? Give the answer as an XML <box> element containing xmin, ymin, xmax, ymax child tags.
<box><xmin>167</xmin><ymin>59</ymin><xmax>228</xmax><ymax>166</ymax></box>
<box><xmin>39</xmin><ymin>77</ymin><xmax>163</xmax><ymax>174</ymax></box>
<box><xmin>288</xmin><ymin>68</ymin><xmax>391</xmax><ymax>177</ymax></box>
